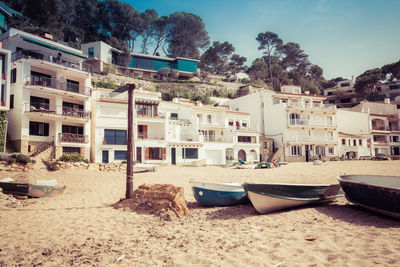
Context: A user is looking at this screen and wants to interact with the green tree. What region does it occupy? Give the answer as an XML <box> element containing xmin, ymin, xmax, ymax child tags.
<box><xmin>354</xmin><ymin>68</ymin><xmax>381</xmax><ymax>94</ymax></box>
<box><xmin>167</xmin><ymin>12</ymin><xmax>209</xmax><ymax>59</ymax></box>
<box><xmin>381</xmin><ymin>60</ymin><xmax>400</xmax><ymax>82</ymax></box>
<box><xmin>139</xmin><ymin>9</ymin><xmax>158</xmax><ymax>54</ymax></box>
<box><xmin>228</xmin><ymin>54</ymin><xmax>247</xmax><ymax>74</ymax></box>
<box><xmin>256</xmin><ymin>32</ymin><xmax>283</xmax><ymax>83</ymax></box>
<box><xmin>199</xmin><ymin>41</ymin><xmax>234</xmax><ymax>74</ymax></box>
<box><xmin>247</xmin><ymin>59</ymin><xmax>269</xmax><ymax>82</ymax></box>
<box><xmin>152</xmin><ymin>16</ymin><xmax>169</xmax><ymax>55</ymax></box>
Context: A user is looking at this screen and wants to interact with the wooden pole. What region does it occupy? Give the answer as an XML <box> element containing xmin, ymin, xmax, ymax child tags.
<box><xmin>126</xmin><ymin>83</ymin><xmax>136</xmax><ymax>199</ymax></box>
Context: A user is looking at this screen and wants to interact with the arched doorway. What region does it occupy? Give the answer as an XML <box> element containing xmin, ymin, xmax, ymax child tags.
<box><xmin>238</xmin><ymin>150</ymin><xmax>246</xmax><ymax>161</ymax></box>
<box><xmin>249</xmin><ymin>150</ymin><xmax>257</xmax><ymax>162</ymax></box>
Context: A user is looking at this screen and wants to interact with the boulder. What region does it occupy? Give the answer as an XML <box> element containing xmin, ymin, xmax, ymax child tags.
<box><xmin>114</xmin><ymin>184</ymin><xmax>189</xmax><ymax>220</ymax></box>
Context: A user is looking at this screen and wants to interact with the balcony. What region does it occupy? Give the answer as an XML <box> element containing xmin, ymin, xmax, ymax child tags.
<box><xmin>12</xmin><ymin>49</ymin><xmax>91</xmax><ymax>73</ymax></box>
<box><xmin>59</xmin><ymin>133</ymin><xmax>89</xmax><ymax>144</ymax></box>
<box><xmin>25</xmin><ymin>75</ymin><xmax>91</xmax><ymax>96</ymax></box>
<box><xmin>25</xmin><ymin>103</ymin><xmax>91</xmax><ymax>119</ymax></box>
<box><xmin>203</xmin><ymin>135</ymin><xmax>233</xmax><ymax>143</ymax></box>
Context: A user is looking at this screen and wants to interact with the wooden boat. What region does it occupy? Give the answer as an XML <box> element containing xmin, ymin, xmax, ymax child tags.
<box><xmin>243</xmin><ymin>183</ymin><xmax>343</xmax><ymax>214</ymax></box>
<box><xmin>190</xmin><ymin>180</ymin><xmax>249</xmax><ymax>207</ymax></box>
<box><xmin>337</xmin><ymin>174</ymin><xmax>400</xmax><ymax>218</ymax></box>
<box><xmin>0</xmin><ymin>181</ymin><xmax>66</xmax><ymax>198</ymax></box>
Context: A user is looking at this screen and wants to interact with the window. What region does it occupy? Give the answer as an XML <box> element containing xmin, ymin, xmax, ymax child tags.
<box><xmin>88</xmin><ymin>47</ymin><xmax>94</xmax><ymax>58</ymax></box>
<box><xmin>135</xmin><ymin>57</ymin><xmax>154</xmax><ymax>70</ymax></box>
<box><xmin>342</xmin><ymin>139</ymin><xmax>346</xmax><ymax>145</ymax></box>
<box><xmin>238</xmin><ymin>136</ymin><xmax>251</xmax><ymax>143</ymax></box>
<box><xmin>66</xmin><ymin>79</ymin><xmax>79</xmax><ymax>93</ymax></box>
<box><xmin>359</xmin><ymin>139</ymin><xmax>362</xmax><ymax>145</ymax></box>
<box><xmin>207</xmin><ymin>115</ymin><xmax>212</xmax><ymax>124</ymax></box>
<box><xmin>263</xmin><ymin>142</ymin><xmax>268</xmax><ymax>149</ymax></box>
<box><xmin>340</xmin><ymin>98</ymin><xmax>351</xmax><ymax>103</ymax></box>
<box><xmin>10</xmin><ymin>94</ymin><xmax>14</xmax><ymax>109</ymax></box>
<box><xmin>136</xmin><ymin>103</ymin><xmax>157</xmax><ymax>117</ymax></box>
<box><xmin>62</xmin><ymin>125</ymin><xmax>83</xmax><ymax>134</ymax></box>
<box><xmin>31</xmin><ymin>96</ymin><xmax>50</xmax><ymax>110</ymax></box>
<box><xmin>182</xmin><ymin>148</ymin><xmax>198</xmax><ymax>159</ymax></box>
<box><xmin>31</xmin><ymin>71</ymin><xmax>51</xmax><ymax>86</ymax></box>
<box><xmin>11</xmin><ymin>68</ymin><xmax>16</xmax><ymax>83</ymax></box>
<box><xmin>242</xmin><ymin>122</ymin><xmax>247</xmax><ymax>127</ymax></box>
<box><xmin>327</xmin><ymin>92</ymin><xmax>333</xmax><ymax>96</ymax></box>
<box><xmin>328</xmin><ymin>147</ymin><xmax>334</xmax><ymax>154</ymax></box>
<box><xmin>1</xmin><ymin>84</ymin><xmax>4</xmax><ymax>105</ymax></box>
<box><xmin>228</xmin><ymin>120</ymin><xmax>234</xmax><ymax>126</ymax></box>
<box><xmin>353</xmin><ymin>140</ymin><xmax>357</xmax><ymax>146</ymax></box>
<box><xmin>62</xmin><ymin>147</ymin><xmax>80</xmax><ymax>154</ymax></box>
<box><xmin>149</xmin><ymin>147</ymin><xmax>162</xmax><ymax>160</ymax></box>
<box><xmin>170</xmin><ymin>113</ymin><xmax>178</xmax><ymax>120</ymax></box>
<box><xmin>291</xmin><ymin>145</ymin><xmax>301</xmax><ymax>156</ymax></box>
<box><xmin>29</xmin><ymin>121</ymin><xmax>49</xmax><ymax>136</ymax></box>
<box><xmin>114</xmin><ymin>150</ymin><xmax>127</xmax><ymax>160</ymax></box>
<box><xmin>104</xmin><ymin>129</ymin><xmax>127</xmax><ymax>145</ymax></box>
<box><xmin>389</xmin><ymin>84</ymin><xmax>400</xmax><ymax>90</ymax></box>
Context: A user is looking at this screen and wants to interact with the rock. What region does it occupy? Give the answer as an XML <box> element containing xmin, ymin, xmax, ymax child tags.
<box><xmin>114</xmin><ymin>184</ymin><xmax>189</xmax><ymax>219</ymax></box>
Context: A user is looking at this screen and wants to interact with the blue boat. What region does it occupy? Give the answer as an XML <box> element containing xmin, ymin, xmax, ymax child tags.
<box><xmin>190</xmin><ymin>180</ymin><xmax>249</xmax><ymax>207</ymax></box>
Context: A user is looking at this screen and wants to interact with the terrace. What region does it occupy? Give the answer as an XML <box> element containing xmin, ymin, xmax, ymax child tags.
<box><xmin>25</xmin><ymin>75</ymin><xmax>91</xmax><ymax>96</ymax></box>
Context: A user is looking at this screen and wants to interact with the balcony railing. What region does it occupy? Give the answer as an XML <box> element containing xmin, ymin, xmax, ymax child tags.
<box><xmin>287</xmin><ymin>136</ymin><xmax>336</xmax><ymax>143</ymax></box>
<box><xmin>12</xmin><ymin>49</ymin><xmax>92</xmax><ymax>73</ymax></box>
<box><xmin>288</xmin><ymin>119</ymin><xmax>335</xmax><ymax>127</ymax></box>
<box><xmin>203</xmin><ymin>135</ymin><xmax>233</xmax><ymax>143</ymax></box>
<box><xmin>372</xmin><ymin>126</ymin><xmax>389</xmax><ymax>131</ymax></box>
<box><xmin>25</xmin><ymin>75</ymin><xmax>91</xmax><ymax>96</ymax></box>
<box><xmin>286</xmin><ymin>102</ymin><xmax>336</xmax><ymax>110</ymax></box>
<box><xmin>25</xmin><ymin>103</ymin><xmax>90</xmax><ymax>119</ymax></box>
<box><xmin>59</xmin><ymin>133</ymin><xmax>88</xmax><ymax>144</ymax></box>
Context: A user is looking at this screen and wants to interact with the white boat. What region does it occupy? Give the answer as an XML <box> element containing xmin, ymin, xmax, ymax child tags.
<box><xmin>243</xmin><ymin>183</ymin><xmax>343</xmax><ymax>214</ymax></box>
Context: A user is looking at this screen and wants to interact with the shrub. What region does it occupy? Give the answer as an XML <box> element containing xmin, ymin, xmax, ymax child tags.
<box><xmin>11</xmin><ymin>153</ymin><xmax>31</xmax><ymax>165</ymax></box>
<box><xmin>58</xmin><ymin>153</ymin><xmax>89</xmax><ymax>163</ymax></box>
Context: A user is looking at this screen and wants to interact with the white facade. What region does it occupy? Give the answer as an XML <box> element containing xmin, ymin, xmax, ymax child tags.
<box><xmin>81</xmin><ymin>41</ymin><xmax>114</xmax><ymax>64</ymax></box>
<box><xmin>336</xmin><ymin>109</ymin><xmax>371</xmax><ymax>158</ymax></box>
<box><xmin>93</xmin><ymin>90</ymin><xmax>259</xmax><ymax>165</ymax></box>
<box><xmin>1</xmin><ymin>29</ymin><xmax>92</xmax><ymax>158</ymax></box>
<box><xmin>228</xmin><ymin>86</ymin><xmax>339</xmax><ymax>162</ymax></box>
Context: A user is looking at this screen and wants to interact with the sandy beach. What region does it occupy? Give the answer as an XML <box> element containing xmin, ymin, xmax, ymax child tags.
<box><xmin>0</xmin><ymin>160</ymin><xmax>399</xmax><ymax>266</ymax></box>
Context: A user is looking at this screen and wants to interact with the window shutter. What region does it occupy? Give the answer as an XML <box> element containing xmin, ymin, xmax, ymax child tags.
<box><xmin>143</xmin><ymin>125</ymin><xmax>148</xmax><ymax>139</ymax></box>
<box><xmin>145</xmin><ymin>147</ymin><xmax>149</xmax><ymax>160</ymax></box>
<box><xmin>162</xmin><ymin>147</ymin><xmax>166</xmax><ymax>160</ymax></box>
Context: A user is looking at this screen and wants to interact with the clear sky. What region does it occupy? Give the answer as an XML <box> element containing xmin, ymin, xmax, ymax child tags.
<box><xmin>123</xmin><ymin>0</ymin><xmax>400</xmax><ymax>80</ymax></box>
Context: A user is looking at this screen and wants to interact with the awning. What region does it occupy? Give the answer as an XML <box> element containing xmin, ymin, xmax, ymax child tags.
<box><xmin>21</xmin><ymin>36</ymin><xmax>88</xmax><ymax>59</ymax></box>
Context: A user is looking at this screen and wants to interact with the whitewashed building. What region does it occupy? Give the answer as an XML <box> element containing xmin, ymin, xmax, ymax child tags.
<box><xmin>228</xmin><ymin>85</ymin><xmax>338</xmax><ymax>162</ymax></box>
<box><xmin>336</xmin><ymin>109</ymin><xmax>371</xmax><ymax>158</ymax></box>
<box><xmin>351</xmin><ymin>100</ymin><xmax>400</xmax><ymax>156</ymax></box>
<box><xmin>0</xmin><ymin>28</ymin><xmax>92</xmax><ymax>159</ymax></box>
<box><xmin>92</xmin><ymin>89</ymin><xmax>259</xmax><ymax>165</ymax></box>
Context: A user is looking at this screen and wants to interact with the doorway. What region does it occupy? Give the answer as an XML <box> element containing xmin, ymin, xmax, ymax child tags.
<box><xmin>102</xmin><ymin>150</ymin><xmax>109</xmax><ymax>163</ymax></box>
<box><xmin>136</xmin><ymin>147</ymin><xmax>142</xmax><ymax>163</ymax></box>
<box><xmin>171</xmin><ymin>147</ymin><xmax>176</xmax><ymax>165</ymax></box>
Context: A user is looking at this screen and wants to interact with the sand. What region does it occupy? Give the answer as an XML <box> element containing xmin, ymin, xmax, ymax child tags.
<box><xmin>0</xmin><ymin>160</ymin><xmax>399</xmax><ymax>266</ymax></box>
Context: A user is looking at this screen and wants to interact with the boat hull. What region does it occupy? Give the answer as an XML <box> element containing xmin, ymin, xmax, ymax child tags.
<box><xmin>0</xmin><ymin>182</ymin><xmax>66</xmax><ymax>198</ymax></box>
<box><xmin>190</xmin><ymin>181</ymin><xmax>248</xmax><ymax>207</ymax></box>
<box><xmin>244</xmin><ymin>183</ymin><xmax>342</xmax><ymax>214</ymax></box>
<box><xmin>338</xmin><ymin>175</ymin><xmax>400</xmax><ymax>218</ymax></box>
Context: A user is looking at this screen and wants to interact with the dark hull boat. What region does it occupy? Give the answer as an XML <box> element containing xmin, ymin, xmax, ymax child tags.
<box><xmin>190</xmin><ymin>180</ymin><xmax>248</xmax><ymax>207</ymax></box>
<box><xmin>337</xmin><ymin>174</ymin><xmax>400</xmax><ymax>218</ymax></box>
<box><xmin>0</xmin><ymin>182</ymin><xmax>66</xmax><ymax>198</ymax></box>
<box><xmin>243</xmin><ymin>183</ymin><xmax>343</xmax><ymax>214</ymax></box>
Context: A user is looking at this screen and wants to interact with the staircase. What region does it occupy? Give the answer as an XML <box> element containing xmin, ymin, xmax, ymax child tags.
<box><xmin>268</xmin><ymin>147</ymin><xmax>284</xmax><ymax>162</ymax></box>
<box><xmin>30</xmin><ymin>141</ymin><xmax>55</xmax><ymax>159</ymax></box>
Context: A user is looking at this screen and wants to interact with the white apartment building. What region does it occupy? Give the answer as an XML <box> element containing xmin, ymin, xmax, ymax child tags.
<box><xmin>350</xmin><ymin>100</ymin><xmax>400</xmax><ymax>156</ymax></box>
<box><xmin>93</xmin><ymin>89</ymin><xmax>259</xmax><ymax>165</ymax></box>
<box><xmin>0</xmin><ymin>29</ymin><xmax>92</xmax><ymax>159</ymax></box>
<box><xmin>0</xmin><ymin>45</ymin><xmax>10</xmax><ymax>111</ymax></box>
<box><xmin>336</xmin><ymin>109</ymin><xmax>371</xmax><ymax>159</ymax></box>
<box><xmin>323</xmin><ymin>78</ymin><xmax>363</xmax><ymax>108</ymax></box>
<box><xmin>228</xmin><ymin>85</ymin><xmax>338</xmax><ymax>162</ymax></box>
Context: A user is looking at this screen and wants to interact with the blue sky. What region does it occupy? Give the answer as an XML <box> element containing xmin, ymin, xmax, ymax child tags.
<box><xmin>123</xmin><ymin>0</ymin><xmax>400</xmax><ymax>80</ymax></box>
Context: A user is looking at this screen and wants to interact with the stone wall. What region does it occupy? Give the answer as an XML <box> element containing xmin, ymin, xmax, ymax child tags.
<box><xmin>44</xmin><ymin>161</ymin><xmax>90</xmax><ymax>171</ymax></box>
<box><xmin>0</xmin><ymin>162</ymin><xmax>34</xmax><ymax>172</ymax></box>
<box><xmin>98</xmin><ymin>163</ymin><xmax>127</xmax><ymax>172</ymax></box>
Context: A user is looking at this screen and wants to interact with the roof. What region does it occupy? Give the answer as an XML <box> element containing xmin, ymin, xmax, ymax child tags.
<box><xmin>0</xmin><ymin>2</ymin><xmax>23</xmax><ymax>17</ymax></box>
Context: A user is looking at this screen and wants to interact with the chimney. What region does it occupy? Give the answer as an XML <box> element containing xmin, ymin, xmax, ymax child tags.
<box><xmin>39</xmin><ymin>32</ymin><xmax>53</xmax><ymax>40</ymax></box>
<box><xmin>384</xmin><ymin>98</ymin><xmax>390</xmax><ymax>104</ymax></box>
